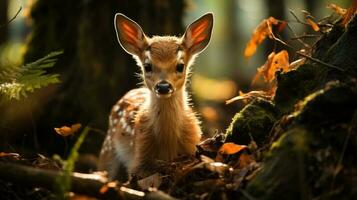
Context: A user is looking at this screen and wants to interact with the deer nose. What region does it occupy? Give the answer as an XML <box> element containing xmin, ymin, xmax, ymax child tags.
<box><xmin>155</xmin><ymin>81</ymin><xmax>173</xmax><ymax>95</ymax></box>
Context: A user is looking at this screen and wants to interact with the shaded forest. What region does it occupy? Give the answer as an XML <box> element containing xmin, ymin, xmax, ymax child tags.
<box><xmin>0</xmin><ymin>0</ymin><xmax>356</xmax><ymax>199</ymax></box>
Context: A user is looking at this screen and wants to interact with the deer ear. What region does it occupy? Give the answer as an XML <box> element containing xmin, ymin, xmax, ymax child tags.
<box><xmin>114</xmin><ymin>13</ymin><xmax>148</xmax><ymax>56</ymax></box>
<box><xmin>182</xmin><ymin>13</ymin><xmax>213</xmax><ymax>55</ymax></box>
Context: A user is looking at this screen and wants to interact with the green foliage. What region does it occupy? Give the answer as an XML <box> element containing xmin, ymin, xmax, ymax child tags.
<box><xmin>0</xmin><ymin>51</ymin><xmax>62</xmax><ymax>102</ymax></box>
<box><xmin>56</xmin><ymin>126</ymin><xmax>89</xmax><ymax>200</ymax></box>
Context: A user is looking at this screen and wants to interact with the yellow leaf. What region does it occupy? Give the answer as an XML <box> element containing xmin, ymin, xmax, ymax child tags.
<box><xmin>244</xmin><ymin>17</ymin><xmax>279</xmax><ymax>58</ymax></box>
<box><xmin>54</xmin><ymin>123</ymin><xmax>82</xmax><ymax>137</ymax></box>
<box><xmin>218</xmin><ymin>142</ymin><xmax>247</xmax><ymax>155</ymax></box>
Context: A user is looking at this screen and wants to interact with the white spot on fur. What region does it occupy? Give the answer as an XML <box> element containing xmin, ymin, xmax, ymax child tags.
<box><xmin>113</xmin><ymin>105</ymin><xmax>120</xmax><ymax>112</ymax></box>
<box><xmin>113</xmin><ymin>119</ymin><xmax>118</xmax><ymax>125</ymax></box>
<box><xmin>111</xmin><ymin>128</ymin><xmax>116</xmax><ymax>133</ymax></box>
<box><xmin>125</xmin><ymin>126</ymin><xmax>132</xmax><ymax>134</ymax></box>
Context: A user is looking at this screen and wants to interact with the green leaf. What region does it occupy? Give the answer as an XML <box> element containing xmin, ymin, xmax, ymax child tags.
<box><xmin>0</xmin><ymin>51</ymin><xmax>63</xmax><ymax>102</ymax></box>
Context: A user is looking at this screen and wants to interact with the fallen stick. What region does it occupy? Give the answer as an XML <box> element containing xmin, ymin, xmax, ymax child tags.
<box><xmin>0</xmin><ymin>162</ymin><xmax>175</xmax><ymax>200</ymax></box>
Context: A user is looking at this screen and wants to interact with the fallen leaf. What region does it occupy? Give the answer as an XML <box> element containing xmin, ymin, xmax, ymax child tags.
<box><xmin>218</xmin><ymin>143</ymin><xmax>248</xmax><ymax>155</ymax></box>
<box><xmin>138</xmin><ymin>173</ymin><xmax>161</xmax><ymax>190</ymax></box>
<box><xmin>306</xmin><ymin>18</ymin><xmax>320</xmax><ymax>32</ymax></box>
<box><xmin>0</xmin><ymin>152</ymin><xmax>20</xmax><ymax>159</ymax></box>
<box><xmin>99</xmin><ymin>181</ymin><xmax>117</xmax><ymax>194</ymax></box>
<box><xmin>244</xmin><ymin>17</ymin><xmax>279</xmax><ymax>58</ymax></box>
<box><xmin>54</xmin><ymin>123</ymin><xmax>82</xmax><ymax>137</ymax></box>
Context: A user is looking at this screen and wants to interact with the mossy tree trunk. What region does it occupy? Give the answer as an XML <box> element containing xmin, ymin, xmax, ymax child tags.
<box><xmin>20</xmin><ymin>0</ymin><xmax>185</xmax><ymax>156</ymax></box>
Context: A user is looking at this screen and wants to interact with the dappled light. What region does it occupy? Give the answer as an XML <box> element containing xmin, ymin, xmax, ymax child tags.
<box><xmin>0</xmin><ymin>0</ymin><xmax>356</xmax><ymax>199</ymax></box>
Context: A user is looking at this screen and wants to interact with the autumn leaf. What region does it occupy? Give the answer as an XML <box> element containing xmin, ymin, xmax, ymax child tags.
<box><xmin>252</xmin><ymin>50</ymin><xmax>290</xmax><ymax>84</ymax></box>
<box><xmin>54</xmin><ymin>123</ymin><xmax>82</xmax><ymax>137</ymax></box>
<box><xmin>327</xmin><ymin>3</ymin><xmax>347</xmax><ymax>16</ymax></box>
<box><xmin>244</xmin><ymin>17</ymin><xmax>279</xmax><ymax>58</ymax></box>
<box><xmin>218</xmin><ymin>143</ymin><xmax>248</xmax><ymax>155</ymax></box>
<box><xmin>306</xmin><ymin>18</ymin><xmax>320</xmax><ymax>32</ymax></box>
<box><xmin>327</xmin><ymin>3</ymin><xmax>356</xmax><ymax>27</ymax></box>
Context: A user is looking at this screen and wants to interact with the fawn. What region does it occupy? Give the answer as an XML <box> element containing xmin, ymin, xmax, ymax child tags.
<box><xmin>98</xmin><ymin>13</ymin><xmax>213</xmax><ymax>180</ymax></box>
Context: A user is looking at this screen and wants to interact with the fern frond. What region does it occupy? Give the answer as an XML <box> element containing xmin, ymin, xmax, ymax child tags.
<box><xmin>0</xmin><ymin>51</ymin><xmax>62</xmax><ymax>101</ymax></box>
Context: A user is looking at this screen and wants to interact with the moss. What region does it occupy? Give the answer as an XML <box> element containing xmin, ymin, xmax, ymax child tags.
<box><xmin>244</xmin><ymin>81</ymin><xmax>357</xmax><ymax>200</ymax></box>
<box><xmin>225</xmin><ymin>99</ymin><xmax>279</xmax><ymax>146</ymax></box>
<box><xmin>244</xmin><ymin>127</ymin><xmax>310</xmax><ymax>200</ymax></box>
<box><xmin>274</xmin><ymin>63</ymin><xmax>324</xmax><ymax>114</ymax></box>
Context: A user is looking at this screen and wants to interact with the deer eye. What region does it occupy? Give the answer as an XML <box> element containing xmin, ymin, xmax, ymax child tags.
<box><xmin>144</xmin><ymin>63</ymin><xmax>152</xmax><ymax>73</ymax></box>
<box><xmin>176</xmin><ymin>63</ymin><xmax>184</xmax><ymax>73</ymax></box>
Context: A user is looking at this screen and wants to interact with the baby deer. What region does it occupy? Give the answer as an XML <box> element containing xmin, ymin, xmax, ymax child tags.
<box><xmin>98</xmin><ymin>13</ymin><xmax>213</xmax><ymax>180</ymax></box>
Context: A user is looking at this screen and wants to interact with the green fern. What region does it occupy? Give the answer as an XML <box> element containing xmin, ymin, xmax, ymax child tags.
<box><xmin>0</xmin><ymin>51</ymin><xmax>62</xmax><ymax>101</ymax></box>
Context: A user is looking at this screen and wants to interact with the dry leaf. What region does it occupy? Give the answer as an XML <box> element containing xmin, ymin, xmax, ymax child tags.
<box><xmin>138</xmin><ymin>173</ymin><xmax>161</xmax><ymax>190</ymax></box>
<box><xmin>252</xmin><ymin>50</ymin><xmax>290</xmax><ymax>84</ymax></box>
<box><xmin>327</xmin><ymin>4</ymin><xmax>347</xmax><ymax>16</ymax></box>
<box><xmin>54</xmin><ymin>123</ymin><xmax>82</xmax><ymax>137</ymax></box>
<box><xmin>0</xmin><ymin>152</ymin><xmax>20</xmax><ymax>159</ymax></box>
<box><xmin>306</xmin><ymin>18</ymin><xmax>320</xmax><ymax>32</ymax></box>
<box><xmin>244</xmin><ymin>17</ymin><xmax>279</xmax><ymax>58</ymax></box>
<box><xmin>218</xmin><ymin>143</ymin><xmax>248</xmax><ymax>155</ymax></box>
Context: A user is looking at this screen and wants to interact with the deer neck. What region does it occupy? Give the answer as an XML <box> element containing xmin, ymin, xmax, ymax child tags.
<box><xmin>147</xmin><ymin>88</ymin><xmax>188</xmax><ymax>138</ymax></box>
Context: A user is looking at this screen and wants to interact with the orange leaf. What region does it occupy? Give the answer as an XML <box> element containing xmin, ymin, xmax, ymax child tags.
<box><xmin>218</xmin><ymin>142</ymin><xmax>247</xmax><ymax>155</ymax></box>
<box><xmin>54</xmin><ymin>123</ymin><xmax>82</xmax><ymax>137</ymax></box>
<box><xmin>327</xmin><ymin>3</ymin><xmax>347</xmax><ymax>16</ymax></box>
<box><xmin>306</xmin><ymin>18</ymin><xmax>320</xmax><ymax>32</ymax></box>
<box><xmin>244</xmin><ymin>17</ymin><xmax>279</xmax><ymax>58</ymax></box>
<box><xmin>252</xmin><ymin>50</ymin><xmax>290</xmax><ymax>84</ymax></box>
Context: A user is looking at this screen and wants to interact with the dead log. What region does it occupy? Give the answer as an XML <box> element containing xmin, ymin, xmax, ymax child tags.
<box><xmin>0</xmin><ymin>162</ymin><xmax>175</xmax><ymax>200</ymax></box>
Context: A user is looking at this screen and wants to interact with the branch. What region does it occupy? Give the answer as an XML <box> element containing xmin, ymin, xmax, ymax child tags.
<box><xmin>0</xmin><ymin>162</ymin><xmax>176</xmax><ymax>200</ymax></box>
<box><xmin>0</xmin><ymin>6</ymin><xmax>22</xmax><ymax>28</ymax></box>
<box><xmin>296</xmin><ymin>52</ymin><xmax>345</xmax><ymax>72</ymax></box>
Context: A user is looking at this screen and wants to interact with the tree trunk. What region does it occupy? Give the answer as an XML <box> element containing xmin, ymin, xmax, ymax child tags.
<box><xmin>16</xmin><ymin>0</ymin><xmax>185</xmax><ymax>156</ymax></box>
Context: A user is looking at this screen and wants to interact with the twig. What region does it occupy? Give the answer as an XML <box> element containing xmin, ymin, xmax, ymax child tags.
<box><xmin>0</xmin><ymin>6</ymin><xmax>22</xmax><ymax>28</ymax></box>
<box><xmin>290</xmin><ymin>34</ymin><xmax>321</xmax><ymax>40</ymax></box>
<box><xmin>286</xmin><ymin>23</ymin><xmax>310</xmax><ymax>48</ymax></box>
<box><xmin>0</xmin><ymin>162</ymin><xmax>176</xmax><ymax>200</ymax></box>
<box><xmin>289</xmin><ymin>9</ymin><xmax>310</xmax><ymax>26</ymax></box>
<box><xmin>296</xmin><ymin>52</ymin><xmax>345</xmax><ymax>72</ymax></box>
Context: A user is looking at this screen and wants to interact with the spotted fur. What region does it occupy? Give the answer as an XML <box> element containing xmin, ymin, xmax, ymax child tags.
<box><xmin>98</xmin><ymin>12</ymin><xmax>213</xmax><ymax>180</ymax></box>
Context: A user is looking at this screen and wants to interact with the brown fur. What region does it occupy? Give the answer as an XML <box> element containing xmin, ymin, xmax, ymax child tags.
<box><xmin>98</xmin><ymin>13</ymin><xmax>213</xmax><ymax>180</ymax></box>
